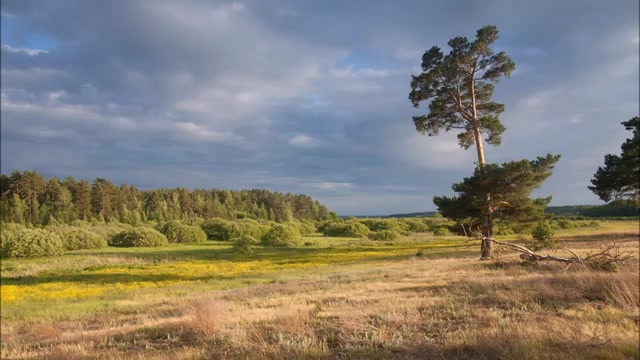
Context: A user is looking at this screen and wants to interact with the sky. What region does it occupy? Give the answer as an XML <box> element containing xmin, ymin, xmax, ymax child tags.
<box><xmin>1</xmin><ymin>0</ymin><xmax>638</xmax><ymax>215</ymax></box>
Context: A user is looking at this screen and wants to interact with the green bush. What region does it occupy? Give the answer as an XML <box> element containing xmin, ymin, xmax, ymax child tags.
<box><xmin>160</xmin><ymin>221</ymin><xmax>207</xmax><ymax>243</ymax></box>
<box><xmin>201</xmin><ymin>218</ymin><xmax>238</xmax><ymax>240</ymax></box>
<box><xmin>292</xmin><ymin>221</ymin><xmax>317</xmax><ymax>235</ymax></box>
<box><xmin>109</xmin><ymin>228</ymin><xmax>168</xmax><ymax>248</ymax></box>
<box><xmin>236</xmin><ymin>219</ymin><xmax>271</xmax><ymax>239</ymax></box>
<box><xmin>359</xmin><ymin>219</ymin><xmax>408</xmax><ymax>233</ymax></box>
<box><xmin>1</xmin><ymin>226</ymin><xmax>64</xmax><ymax>258</ymax></box>
<box><xmin>529</xmin><ymin>223</ymin><xmax>555</xmax><ymax>250</ymax></box>
<box><xmin>47</xmin><ymin>225</ymin><xmax>107</xmax><ymax>250</ymax></box>
<box><xmin>321</xmin><ymin>221</ymin><xmax>371</xmax><ymax>238</ymax></box>
<box><xmin>90</xmin><ymin>222</ymin><xmax>133</xmax><ymax>243</ymax></box>
<box><xmin>557</xmin><ymin>219</ymin><xmax>575</xmax><ymax>229</ymax></box>
<box><xmin>232</xmin><ymin>236</ymin><xmax>257</xmax><ymax>255</ymax></box>
<box><xmin>260</xmin><ymin>224</ymin><xmax>302</xmax><ymax>247</ymax></box>
<box><xmin>367</xmin><ymin>230</ymin><xmax>400</xmax><ymax>241</ymax></box>
<box><xmin>432</xmin><ymin>226</ymin><xmax>451</xmax><ymax>236</ymax></box>
<box><xmin>400</xmin><ymin>219</ymin><xmax>430</xmax><ymax>233</ymax></box>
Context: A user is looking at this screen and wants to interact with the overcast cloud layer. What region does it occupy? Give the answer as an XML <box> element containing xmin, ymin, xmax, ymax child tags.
<box><xmin>1</xmin><ymin>0</ymin><xmax>638</xmax><ymax>215</ymax></box>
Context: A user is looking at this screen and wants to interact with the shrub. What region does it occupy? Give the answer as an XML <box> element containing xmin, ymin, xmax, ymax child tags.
<box><xmin>416</xmin><ymin>249</ymin><xmax>425</xmax><ymax>257</ymax></box>
<box><xmin>260</xmin><ymin>225</ymin><xmax>302</xmax><ymax>247</ymax></box>
<box><xmin>432</xmin><ymin>226</ymin><xmax>451</xmax><ymax>236</ymax></box>
<box><xmin>558</xmin><ymin>219</ymin><xmax>575</xmax><ymax>229</ymax></box>
<box><xmin>367</xmin><ymin>230</ymin><xmax>400</xmax><ymax>241</ymax></box>
<box><xmin>321</xmin><ymin>221</ymin><xmax>371</xmax><ymax>238</ymax></box>
<box><xmin>359</xmin><ymin>219</ymin><xmax>408</xmax><ymax>233</ymax></box>
<box><xmin>232</xmin><ymin>236</ymin><xmax>256</xmax><ymax>255</ymax></box>
<box><xmin>401</xmin><ymin>219</ymin><xmax>430</xmax><ymax>233</ymax></box>
<box><xmin>47</xmin><ymin>225</ymin><xmax>107</xmax><ymax>250</ymax></box>
<box><xmin>201</xmin><ymin>218</ymin><xmax>238</xmax><ymax>240</ymax></box>
<box><xmin>1</xmin><ymin>227</ymin><xmax>64</xmax><ymax>258</ymax></box>
<box><xmin>90</xmin><ymin>222</ymin><xmax>133</xmax><ymax>243</ymax></box>
<box><xmin>236</xmin><ymin>219</ymin><xmax>271</xmax><ymax>239</ymax></box>
<box><xmin>109</xmin><ymin>228</ymin><xmax>168</xmax><ymax>247</ymax></box>
<box><xmin>161</xmin><ymin>221</ymin><xmax>207</xmax><ymax>243</ymax></box>
<box><xmin>529</xmin><ymin>223</ymin><xmax>556</xmax><ymax>250</ymax></box>
<box><xmin>292</xmin><ymin>221</ymin><xmax>317</xmax><ymax>235</ymax></box>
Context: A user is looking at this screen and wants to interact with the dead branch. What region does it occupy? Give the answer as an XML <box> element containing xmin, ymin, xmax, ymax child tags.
<box><xmin>460</xmin><ymin>223</ymin><xmax>582</xmax><ymax>264</ymax></box>
<box><xmin>583</xmin><ymin>242</ymin><xmax>633</xmax><ymax>269</ymax></box>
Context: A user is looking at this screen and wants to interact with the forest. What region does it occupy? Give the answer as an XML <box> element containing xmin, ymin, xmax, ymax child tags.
<box><xmin>0</xmin><ymin>170</ymin><xmax>333</xmax><ymax>226</ymax></box>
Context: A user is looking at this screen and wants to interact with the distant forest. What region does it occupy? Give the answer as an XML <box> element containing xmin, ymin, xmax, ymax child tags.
<box><xmin>544</xmin><ymin>202</ymin><xmax>639</xmax><ymax>218</ymax></box>
<box><xmin>0</xmin><ymin>170</ymin><xmax>333</xmax><ymax>225</ymax></box>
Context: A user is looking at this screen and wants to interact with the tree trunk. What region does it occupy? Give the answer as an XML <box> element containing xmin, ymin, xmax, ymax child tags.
<box><xmin>470</xmin><ymin>77</ymin><xmax>493</xmax><ymax>260</ymax></box>
<box><xmin>480</xmin><ymin>202</ymin><xmax>493</xmax><ymax>260</ymax></box>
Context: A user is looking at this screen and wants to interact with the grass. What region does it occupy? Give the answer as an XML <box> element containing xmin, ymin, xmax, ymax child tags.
<box><xmin>1</xmin><ymin>220</ymin><xmax>638</xmax><ymax>359</ymax></box>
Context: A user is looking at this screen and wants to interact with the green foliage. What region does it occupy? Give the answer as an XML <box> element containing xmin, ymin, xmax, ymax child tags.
<box><xmin>589</xmin><ymin>117</ymin><xmax>639</xmax><ymax>202</ymax></box>
<box><xmin>434</xmin><ymin>154</ymin><xmax>561</xmax><ymax>234</ymax></box>
<box><xmin>359</xmin><ymin>219</ymin><xmax>409</xmax><ymax>234</ymax></box>
<box><xmin>416</xmin><ymin>249</ymin><xmax>425</xmax><ymax>257</ymax></box>
<box><xmin>201</xmin><ymin>218</ymin><xmax>239</xmax><ymax>240</ymax></box>
<box><xmin>201</xmin><ymin>218</ymin><xmax>270</xmax><ymax>241</ymax></box>
<box><xmin>260</xmin><ymin>224</ymin><xmax>302</xmax><ymax>247</ymax></box>
<box><xmin>400</xmin><ymin>218</ymin><xmax>430</xmax><ymax>233</ymax></box>
<box><xmin>0</xmin><ymin>226</ymin><xmax>64</xmax><ymax>258</ymax></box>
<box><xmin>160</xmin><ymin>221</ymin><xmax>207</xmax><ymax>243</ymax></box>
<box><xmin>367</xmin><ymin>230</ymin><xmax>401</xmax><ymax>241</ymax></box>
<box><xmin>409</xmin><ymin>25</ymin><xmax>514</xmax><ymax>149</ymax></box>
<box><xmin>231</xmin><ymin>237</ymin><xmax>256</xmax><ymax>255</ymax></box>
<box><xmin>432</xmin><ymin>227</ymin><xmax>451</xmax><ymax>236</ymax></box>
<box><xmin>292</xmin><ymin>221</ymin><xmax>317</xmax><ymax>235</ymax></box>
<box><xmin>109</xmin><ymin>228</ymin><xmax>168</xmax><ymax>248</ymax></box>
<box><xmin>529</xmin><ymin>223</ymin><xmax>556</xmax><ymax>250</ymax></box>
<box><xmin>0</xmin><ymin>170</ymin><xmax>333</xmax><ymax>226</ymax></box>
<box><xmin>321</xmin><ymin>221</ymin><xmax>371</xmax><ymax>238</ymax></box>
<box><xmin>47</xmin><ymin>225</ymin><xmax>107</xmax><ymax>250</ymax></box>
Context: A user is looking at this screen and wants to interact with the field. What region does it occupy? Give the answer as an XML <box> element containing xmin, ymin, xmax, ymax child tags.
<box><xmin>1</xmin><ymin>221</ymin><xmax>639</xmax><ymax>359</ymax></box>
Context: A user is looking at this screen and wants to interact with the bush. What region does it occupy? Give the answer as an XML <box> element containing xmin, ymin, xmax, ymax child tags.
<box><xmin>47</xmin><ymin>225</ymin><xmax>107</xmax><ymax>250</ymax></box>
<box><xmin>201</xmin><ymin>218</ymin><xmax>238</xmax><ymax>240</ymax></box>
<box><xmin>432</xmin><ymin>226</ymin><xmax>451</xmax><ymax>236</ymax></box>
<box><xmin>236</xmin><ymin>219</ymin><xmax>271</xmax><ymax>239</ymax></box>
<box><xmin>401</xmin><ymin>219</ymin><xmax>430</xmax><ymax>233</ymax></box>
<box><xmin>558</xmin><ymin>219</ymin><xmax>575</xmax><ymax>229</ymax></box>
<box><xmin>1</xmin><ymin>226</ymin><xmax>64</xmax><ymax>258</ymax></box>
<box><xmin>359</xmin><ymin>219</ymin><xmax>408</xmax><ymax>233</ymax></box>
<box><xmin>260</xmin><ymin>225</ymin><xmax>302</xmax><ymax>247</ymax></box>
<box><xmin>109</xmin><ymin>228</ymin><xmax>168</xmax><ymax>247</ymax></box>
<box><xmin>321</xmin><ymin>221</ymin><xmax>371</xmax><ymax>238</ymax></box>
<box><xmin>232</xmin><ymin>236</ymin><xmax>257</xmax><ymax>255</ymax></box>
<box><xmin>292</xmin><ymin>221</ymin><xmax>317</xmax><ymax>235</ymax></box>
<box><xmin>367</xmin><ymin>230</ymin><xmax>400</xmax><ymax>241</ymax></box>
<box><xmin>529</xmin><ymin>223</ymin><xmax>556</xmax><ymax>250</ymax></box>
<box><xmin>161</xmin><ymin>221</ymin><xmax>207</xmax><ymax>243</ymax></box>
<box><xmin>90</xmin><ymin>222</ymin><xmax>133</xmax><ymax>243</ymax></box>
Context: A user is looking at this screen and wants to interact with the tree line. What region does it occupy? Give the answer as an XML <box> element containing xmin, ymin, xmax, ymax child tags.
<box><xmin>0</xmin><ymin>170</ymin><xmax>333</xmax><ymax>225</ymax></box>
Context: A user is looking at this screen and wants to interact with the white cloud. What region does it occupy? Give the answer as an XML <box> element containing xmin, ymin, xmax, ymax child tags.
<box><xmin>289</xmin><ymin>134</ymin><xmax>323</xmax><ymax>148</ymax></box>
<box><xmin>173</xmin><ymin>122</ymin><xmax>240</xmax><ymax>143</ymax></box>
<box><xmin>1</xmin><ymin>44</ymin><xmax>48</xmax><ymax>56</ymax></box>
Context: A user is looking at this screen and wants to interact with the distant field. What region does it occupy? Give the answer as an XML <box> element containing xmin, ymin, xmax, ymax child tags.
<box><xmin>1</xmin><ymin>220</ymin><xmax>638</xmax><ymax>359</ymax></box>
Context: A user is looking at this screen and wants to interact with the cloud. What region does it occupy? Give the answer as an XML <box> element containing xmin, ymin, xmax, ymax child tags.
<box><xmin>1</xmin><ymin>0</ymin><xmax>638</xmax><ymax>214</ymax></box>
<box><xmin>288</xmin><ymin>134</ymin><xmax>323</xmax><ymax>148</ymax></box>
<box><xmin>1</xmin><ymin>44</ymin><xmax>48</xmax><ymax>55</ymax></box>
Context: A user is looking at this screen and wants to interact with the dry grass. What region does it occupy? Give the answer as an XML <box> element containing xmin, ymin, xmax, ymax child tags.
<box><xmin>1</xmin><ymin>234</ymin><xmax>638</xmax><ymax>359</ymax></box>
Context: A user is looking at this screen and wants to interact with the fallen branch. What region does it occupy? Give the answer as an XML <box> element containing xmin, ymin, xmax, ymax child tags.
<box><xmin>490</xmin><ymin>238</ymin><xmax>581</xmax><ymax>264</ymax></box>
<box><xmin>459</xmin><ymin>223</ymin><xmax>582</xmax><ymax>264</ymax></box>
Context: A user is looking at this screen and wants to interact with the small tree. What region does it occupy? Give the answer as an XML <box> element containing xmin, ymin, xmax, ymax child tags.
<box><xmin>589</xmin><ymin>117</ymin><xmax>639</xmax><ymax>202</ymax></box>
<box><xmin>434</xmin><ymin>155</ymin><xmax>561</xmax><ymax>242</ymax></box>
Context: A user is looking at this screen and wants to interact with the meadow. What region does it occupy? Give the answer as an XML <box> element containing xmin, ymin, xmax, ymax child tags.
<box><xmin>1</xmin><ymin>220</ymin><xmax>638</xmax><ymax>359</ymax></box>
